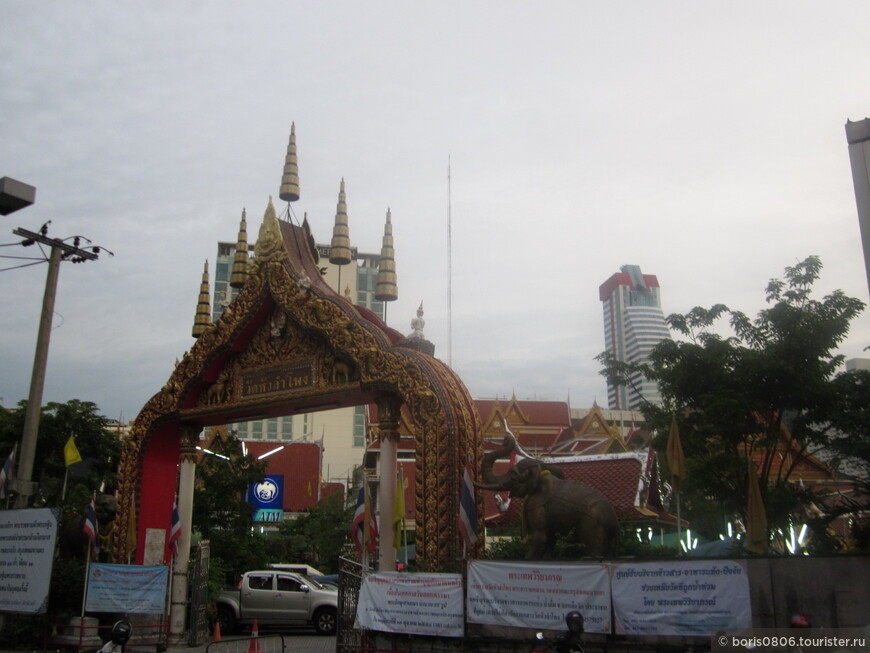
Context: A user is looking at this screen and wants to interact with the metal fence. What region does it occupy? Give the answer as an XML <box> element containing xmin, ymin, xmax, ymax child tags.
<box><xmin>336</xmin><ymin>555</ymin><xmax>364</xmax><ymax>653</ymax></box>
<box><xmin>189</xmin><ymin>541</ymin><xmax>211</xmax><ymax>646</ymax></box>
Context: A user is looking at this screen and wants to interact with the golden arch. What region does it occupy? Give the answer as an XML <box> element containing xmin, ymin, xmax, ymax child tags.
<box><xmin>114</xmin><ymin>200</ymin><xmax>483</xmax><ymax>569</ymax></box>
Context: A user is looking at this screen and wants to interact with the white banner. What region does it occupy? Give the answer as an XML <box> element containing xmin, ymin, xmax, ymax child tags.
<box><xmin>357</xmin><ymin>572</ymin><xmax>465</xmax><ymax>637</ymax></box>
<box><xmin>0</xmin><ymin>508</ymin><xmax>58</xmax><ymax>615</ymax></box>
<box><xmin>85</xmin><ymin>563</ymin><xmax>169</xmax><ymax>614</ymax></box>
<box><xmin>611</xmin><ymin>560</ymin><xmax>751</xmax><ymax>636</ymax></box>
<box><xmin>466</xmin><ymin>561</ymin><xmax>611</xmax><ymax>633</ymax></box>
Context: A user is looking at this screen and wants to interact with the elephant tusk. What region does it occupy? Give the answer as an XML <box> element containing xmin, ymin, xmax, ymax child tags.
<box><xmin>473</xmin><ymin>480</ymin><xmax>507</xmax><ymax>491</ymax></box>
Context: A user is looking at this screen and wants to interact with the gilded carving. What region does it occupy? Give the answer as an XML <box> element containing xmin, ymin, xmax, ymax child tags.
<box><xmin>115</xmin><ymin>214</ymin><xmax>483</xmax><ymax>568</ymax></box>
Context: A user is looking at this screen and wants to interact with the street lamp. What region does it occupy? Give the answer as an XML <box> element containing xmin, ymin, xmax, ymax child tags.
<box><xmin>0</xmin><ymin>177</ymin><xmax>36</xmax><ymax>215</ymax></box>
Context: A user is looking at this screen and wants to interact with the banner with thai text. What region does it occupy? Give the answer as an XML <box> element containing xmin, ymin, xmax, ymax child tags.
<box><xmin>0</xmin><ymin>508</ymin><xmax>58</xmax><ymax>614</ymax></box>
<box><xmin>85</xmin><ymin>563</ymin><xmax>169</xmax><ymax>614</ymax></box>
<box><xmin>466</xmin><ymin>561</ymin><xmax>611</xmax><ymax>633</ymax></box>
<box><xmin>611</xmin><ymin>560</ymin><xmax>751</xmax><ymax>636</ymax></box>
<box><xmin>357</xmin><ymin>572</ymin><xmax>464</xmax><ymax>637</ymax></box>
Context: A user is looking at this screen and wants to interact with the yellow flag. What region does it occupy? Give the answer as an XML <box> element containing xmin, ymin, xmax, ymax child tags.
<box><xmin>666</xmin><ymin>416</ymin><xmax>685</xmax><ymax>492</ymax></box>
<box><xmin>745</xmin><ymin>460</ymin><xmax>768</xmax><ymax>555</ymax></box>
<box><xmin>64</xmin><ymin>437</ymin><xmax>82</xmax><ymax>467</ymax></box>
<box><xmin>393</xmin><ymin>468</ymin><xmax>405</xmax><ymax>547</ymax></box>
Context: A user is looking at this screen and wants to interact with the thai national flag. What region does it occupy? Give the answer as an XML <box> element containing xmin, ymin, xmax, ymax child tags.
<box><xmin>350</xmin><ymin>486</ymin><xmax>365</xmax><ymax>554</ymax></box>
<box><xmin>168</xmin><ymin>506</ymin><xmax>181</xmax><ymax>557</ymax></box>
<box><xmin>458</xmin><ymin>464</ymin><xmax>478</xmax><ymax>548</ymax></box>
<box><xmin>83</xmin><ymin>498</ymin><xmax>99</xmax><ymax>557</ymax></box>
<box><xmin>0</xmin><ymin>445</ymin><xmax>15</xmax><ymax>500</ymax></box>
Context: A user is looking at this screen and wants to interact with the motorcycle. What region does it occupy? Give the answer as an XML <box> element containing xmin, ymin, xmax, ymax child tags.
<box><xmin>98</xmin><ymin>619</ymin><xmax>132</xmax><ymax>653</ymax></box>
<box><xmin>532</xmin><ymin>610</ymin><xmax>585</xmax><ymax>653</ymax></box>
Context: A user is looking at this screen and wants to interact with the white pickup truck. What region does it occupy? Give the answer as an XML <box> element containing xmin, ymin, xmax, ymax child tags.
<box><xmin>215</xmin><ymin>570</ymin><xmax>338</xmax><ymax>635</ymax></box>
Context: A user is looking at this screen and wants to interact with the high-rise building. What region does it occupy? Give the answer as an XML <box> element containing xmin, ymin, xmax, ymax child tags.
<box><xmin>846</xmin><ymin>117</ymin><xmax>870</xmax><ymax>297</ymax></box>
<box><xmin>599</xmin><ymin>265</ymin><xmax>671</xmax><ymax>410</ymax></box>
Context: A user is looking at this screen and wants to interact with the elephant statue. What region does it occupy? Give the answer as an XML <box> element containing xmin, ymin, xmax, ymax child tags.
<box><xmin>476</xmin><ymin>433</ymin><xmax>619</xmax><ymax>559</ymax></box>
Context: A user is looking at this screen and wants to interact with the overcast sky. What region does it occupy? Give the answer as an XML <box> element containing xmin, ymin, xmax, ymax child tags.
<box><xmin>2</xmin><ymin>2</ymin><xmax>870</xmax><ymax>422</ymax></box>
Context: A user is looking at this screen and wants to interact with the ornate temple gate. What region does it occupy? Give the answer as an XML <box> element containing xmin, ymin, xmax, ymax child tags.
<box><xmin>112</xmin><ymin>199</ymin><xmax>483</xmax><ymax>636</ymax></box>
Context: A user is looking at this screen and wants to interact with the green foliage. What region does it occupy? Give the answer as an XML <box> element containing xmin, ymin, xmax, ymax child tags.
<box><xmin>617</xmin><ymin>525</ymin><xmax>680</xmax><ymax>559</ymax></box>
<box><xmin>485</xmin><ymin>530</ymin><xmax>527</xmax><ymax>560</ymax></box>
<box><xmin>192</xmin><ymin>432</ymin><xmax>267</xmax><ymax>583</ymax></box>
<box><xmin>598</xmin><ymin>256</ymin><xmax>866</xmax><ymax>546</ymax></box>
<box><xmin>274</xmin><ymin>492</ymin><xmax>352</xmax><ymax>573</ymax></box>
<box><xmin>0</xmin><ymin>400</ymin><xmax>118</xmax><ymax>649</ymax></box>
<box><xmin>485</xmin><ymin>525</ymin><xmax>682</xmax><ymax>560</ymax></box>
<box><xmin>0</xmin><ymin>399</ymin><xmax>121</xmax><ymax>512</ymax></box>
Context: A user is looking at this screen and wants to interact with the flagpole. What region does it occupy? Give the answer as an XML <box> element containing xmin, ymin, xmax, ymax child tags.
<box><xmin>163</xmin><ymin>555</ymin><xmax>173</xmax><ymax>649</ymax></box>
<box><xmin>81</xmin><ymin>491</ymin><xmax>97</xmax><ymax>621</ymax></box>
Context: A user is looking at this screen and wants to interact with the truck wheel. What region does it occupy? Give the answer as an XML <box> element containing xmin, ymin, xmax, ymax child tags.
<box><xmin>313</xmin><ymin>607</ymin><xmax>337</xmax><ymax>635</ymax></box>
<box><xmin>217</xmin><ymin>605</ymin><xmax>237</xmax><ymax>635</ymax></box>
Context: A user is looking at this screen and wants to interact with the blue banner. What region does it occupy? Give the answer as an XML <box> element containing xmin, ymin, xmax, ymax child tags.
<box><xmin>85</xmin><ymin>563</ymin><xmax>168</xmax><ymax>614</ymax></box>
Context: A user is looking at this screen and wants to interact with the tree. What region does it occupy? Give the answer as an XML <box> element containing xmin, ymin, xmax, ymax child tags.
<box><xmin>0</xmin><ymin>399</ymin><xmax>121</xmax><ymax>648</ymax></box>
<box><xmin>598</xmin><ymin>256</ymin><xmax>865</xmax><ymax>548</ymax></box>
<box><xmin>806</xmin><ymin>367</ymin><xmax>870</xmax><ymax>548</ymax></box>
<box><xmin>274</xmin><ymin>491</ymin><xmax>354</xmax><ymax>573</ymax></box>
<box><xmin>0</xmin><ymin>399</ymin><xmax>121</xmax><ymax>512</ymax></box>
<box><xmin>192</xmin><ymin>431</ymin><xmax>268</xmax><ymax>582</ymax></box>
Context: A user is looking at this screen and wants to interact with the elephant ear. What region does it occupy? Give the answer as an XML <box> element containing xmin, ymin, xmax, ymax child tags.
<box><xmin>509</xmin><ymin>463</ymin><xmax>543</xmax><ymax>498</ymax></box>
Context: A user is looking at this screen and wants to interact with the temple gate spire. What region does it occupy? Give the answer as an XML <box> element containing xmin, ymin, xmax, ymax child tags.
<box><xmin>279</xmin><ymin>123</ymin><xmax>300</xmax><ymax>202</ymax></box>
<box><xmin>375</xmin><ymin>207</ymin><xmax>398</xmax><ymax>302</ymax></box>
<box><xmin>192</xmin><ymin>260</ymin><xmax>211</xmax><ymax>338</ymax></box>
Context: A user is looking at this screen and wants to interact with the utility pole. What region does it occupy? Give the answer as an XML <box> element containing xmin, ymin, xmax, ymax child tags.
<box><xmin>11</xmin><ymin>225</ymin><xmax>108</xmax><ymax>508</ymax></box>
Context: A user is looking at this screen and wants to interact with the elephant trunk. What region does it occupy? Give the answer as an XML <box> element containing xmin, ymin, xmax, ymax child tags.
<box><xmin>479</xmin><ymin>434</ymin><xmax>519</xmax><ymax>490</ymax></box>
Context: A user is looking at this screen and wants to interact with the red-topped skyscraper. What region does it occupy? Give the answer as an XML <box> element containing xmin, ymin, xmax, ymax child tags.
<box><xmin>599</xmin><ymin>265</ymin><xmax>671</xmax><ymax>410</ymax></box>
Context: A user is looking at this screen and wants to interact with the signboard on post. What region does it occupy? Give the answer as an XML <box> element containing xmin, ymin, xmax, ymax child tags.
<box><xmin>248</xmin><ymin>475</ymin><xmax>284</xmax><ymax>523</ymax></box>
<box><xmin>85</xmin><ymin>563</ymin><xmax>169</xmax><ymax>614</ymax></box>
<box><xmin>0</xmin><ymin>508</ymin><xmax>58</xmax><ymax>614</ymax></box>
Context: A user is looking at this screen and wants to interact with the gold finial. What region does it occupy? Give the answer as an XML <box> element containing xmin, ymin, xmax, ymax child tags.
<box><xmin>230</xmin><ymin>208</ymin><xmax>249</xmax><ymax>288</ymax></box>
<box><xmin>192</xmin><ymin>260</ymin><xmax>212</xmax><ymax>338</ymax></box>
<box><xmin>329</xmin><ymin>178</ymin><xmax>352</xmax><ymax>265</ymax></box>
<box><xmin>375</xmin><ymin>207</ymin><xmax>398</xmax><ymax>302</ymax></box>
<box><xmin>279</xmin><ymin>123</ymin><xmax>300</xmax><ymax>202</ymax></box>
<box><xmin>254</xmin><ymin>196</ymin><xmax>284</xmax><ymax>262</ymax></box>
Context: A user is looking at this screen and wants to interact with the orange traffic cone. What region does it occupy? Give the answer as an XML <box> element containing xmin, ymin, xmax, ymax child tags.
<box><xmin>212</xmin><ymin>621</ymin><xmax>221</xmax><ymax>642</ymax></box>
<box><xmin>248</xmin><ymin>619</ymin><xmax>260</xmax><ymax>653</ymax></box>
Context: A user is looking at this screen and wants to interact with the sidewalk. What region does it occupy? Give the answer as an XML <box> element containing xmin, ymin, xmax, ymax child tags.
<box><xmin>132</xmin><ymin>632</ymin><xmax>335</xmax><ymax>653</ymax></box>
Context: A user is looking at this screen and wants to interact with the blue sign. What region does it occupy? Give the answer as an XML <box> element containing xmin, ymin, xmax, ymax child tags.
<box><xmin>248</xmin><ymin>475</ymin><xmax>284</xmax><ymax>523</ymax></box>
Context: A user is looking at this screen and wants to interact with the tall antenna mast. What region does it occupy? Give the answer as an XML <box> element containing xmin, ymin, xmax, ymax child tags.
<box><xmin>447</xmin><ymin>154</ymin><xmax>453</xmax><ymax>367</ymax></box>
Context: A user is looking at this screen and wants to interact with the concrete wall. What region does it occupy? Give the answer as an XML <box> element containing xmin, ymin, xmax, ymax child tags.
<box><xmin>746</xmin><ymin>556</ymin><xmax>869</xmax><ymax>628</ymax></box>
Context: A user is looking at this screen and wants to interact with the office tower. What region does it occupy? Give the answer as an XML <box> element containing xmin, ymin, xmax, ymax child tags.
<box><xmin>599</xmin><ymin>265</ymin><xmax>671</xmax><ymax>410</ymax></box>
<box><xmin>846</xmin><ymin>118</ymin><xmax>870</xmax><ymax>297</ymax></box>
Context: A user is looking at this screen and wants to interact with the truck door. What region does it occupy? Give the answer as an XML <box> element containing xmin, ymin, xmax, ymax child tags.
<box><xmin>243</xmin><ymin>572</ymin><xmax>277</xmax><ymax>622</ymax></box>
<box><xmin>273</xmin><ymin>574</ymin><xmax>310</xmax><ymax>623</ymax></box>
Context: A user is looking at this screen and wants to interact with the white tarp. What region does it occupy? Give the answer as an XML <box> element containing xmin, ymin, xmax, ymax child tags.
<box><xmin>466</xmin><ymin>561</ymin><xmax>612</xmax><ymax>633</ymax></box>
<box><xmin>357</xmin><ymin>572</ymin><xmax>465</xmax><ymax>637</ymax></box>
<box><xmin>611</xmin><ymin>560</ymin><xmax>751</xmax><ymax>636</ymax></box>
<box><xmin>0</xmin><ymin>508</ymin><xmax>58</xmax><ymax>615</ymax></box>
